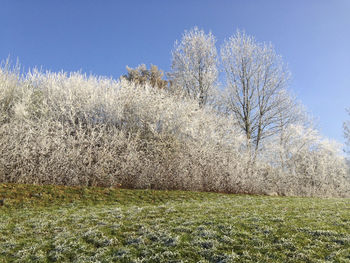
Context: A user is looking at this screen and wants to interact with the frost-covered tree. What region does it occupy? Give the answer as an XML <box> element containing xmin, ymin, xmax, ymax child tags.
<box><xmin>221</xmin><ymin>30</ymin><xmax>293</xmax><ymax>156</ymax></box>
<box><xmin>169</xmin><ymin>27</ymin><xmax>218</xmax><ymax>107</ymax></box>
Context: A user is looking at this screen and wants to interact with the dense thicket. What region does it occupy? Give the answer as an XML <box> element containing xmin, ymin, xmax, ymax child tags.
<box><xmin>0</xmin><ymin>63</ymin><xmax>348</xmax><ymax>197</ymax></box>
<box><xmin>1</xmin><ymin>28</ymin><xmax>349</xmax><ymax>197</ymax></box>
<box><xmin>0</xmin><ymin>66</ymin><xmax>255</xmax><ymax>193</ymax></box>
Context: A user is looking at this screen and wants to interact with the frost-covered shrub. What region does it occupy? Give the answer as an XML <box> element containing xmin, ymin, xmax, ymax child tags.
<box><xmin>0</xmin><ymin>64</ymin><xmax>348</xmax><ymax>197</ymax></box>
<box><xmin>285</xmin><ymin>140</ymin><xmax>349</xmax><ymax>197</ymax></box>
<box><xmin>262</xmin><ymin>125</ymin><xmax>350</xmax><ymax>197</ymax></box>
<box><xmin>0</xmin><ymin>67</ymin><xmax>251</xmax><ymax>192</ymax></box>
<box><xmin>0</xmin><ymin>61</ymin><xmax>23</xmax><ymax>124</ymax></box>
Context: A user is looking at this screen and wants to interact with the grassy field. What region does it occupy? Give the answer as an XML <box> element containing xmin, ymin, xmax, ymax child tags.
<box><xmin>0</xmin><ymin>184</ymin><xmax>349</xmax><ymax>262</ymax></box>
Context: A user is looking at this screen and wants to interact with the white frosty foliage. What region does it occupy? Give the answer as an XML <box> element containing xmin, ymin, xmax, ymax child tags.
<box><xmin>263</xmin><ymin>124</ymin><xmax>349</xmax><ymax>196</ymax></box>
<box><xmin>0</xmin><ymin>57</ymin><xmax>348</xmax><ymax>197</ymax></box>
<box><xmin>0</xmin><ymin>67</ymin><xmax>253</xmax><ymax>192</ymax></box>
<box><xmin>169</xmin><ymin>27</ymin><xmax>218</xmax><ymax>107</ymax></box>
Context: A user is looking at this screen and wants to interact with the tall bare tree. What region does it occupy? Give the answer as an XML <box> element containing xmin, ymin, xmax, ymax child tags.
<box><xmin>220</xmin><ymin>30</ymin><xmax>294</xmax><ymax>157</ymax></box>
<box><xmin>169</xmin><ymin>27</ymin><xmax>218</xmax><ymax>107</ymax></box>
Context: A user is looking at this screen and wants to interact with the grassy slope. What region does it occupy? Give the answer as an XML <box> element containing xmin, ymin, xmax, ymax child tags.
<box><xmin>0</xmin><ymin>184</ymin><xmax>350</xmax><ymax>262</ymax></box>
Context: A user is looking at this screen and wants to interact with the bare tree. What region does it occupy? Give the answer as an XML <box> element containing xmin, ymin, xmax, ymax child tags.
<box><xmin>220</xmin><ymin>30</ymin><xmax>294</xmax><ymax>157</ymax></box>
<box><xmin>169</xmin><ymin>27</ymin><xmax>218</xmax><ymax>107</ymax></box>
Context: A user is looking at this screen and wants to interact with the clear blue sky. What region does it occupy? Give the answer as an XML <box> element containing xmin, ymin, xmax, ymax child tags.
<box><xmin>1</xmin><ymin>0</ymin><xmax>349</xmax><ymax>143</ymax></box>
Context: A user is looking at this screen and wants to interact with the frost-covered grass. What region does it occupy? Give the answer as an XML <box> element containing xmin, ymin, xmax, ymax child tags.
<box><xmin>0</xmin><ymin>184</ymin><xmax>350</xmax><ymax>262</ymax></box>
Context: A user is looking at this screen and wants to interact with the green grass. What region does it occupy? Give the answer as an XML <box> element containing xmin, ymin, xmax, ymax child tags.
<box><xmin>0</xmin><ymin>184</ymin><xmax>350</xmax><ymax>262</ymax></box>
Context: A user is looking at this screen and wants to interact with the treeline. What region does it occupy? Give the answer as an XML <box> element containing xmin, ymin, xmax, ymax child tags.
<box><xmin>0</xmin><ymin>28</ymin><xmax>349</xmax><ymax>197</ymax></box>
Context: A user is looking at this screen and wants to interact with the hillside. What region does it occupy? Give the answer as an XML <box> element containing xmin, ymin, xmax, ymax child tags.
<box><xmin>0</xmin><ymin>184</ymin><xmax>349</xmax><ymax>262</ymax></box>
